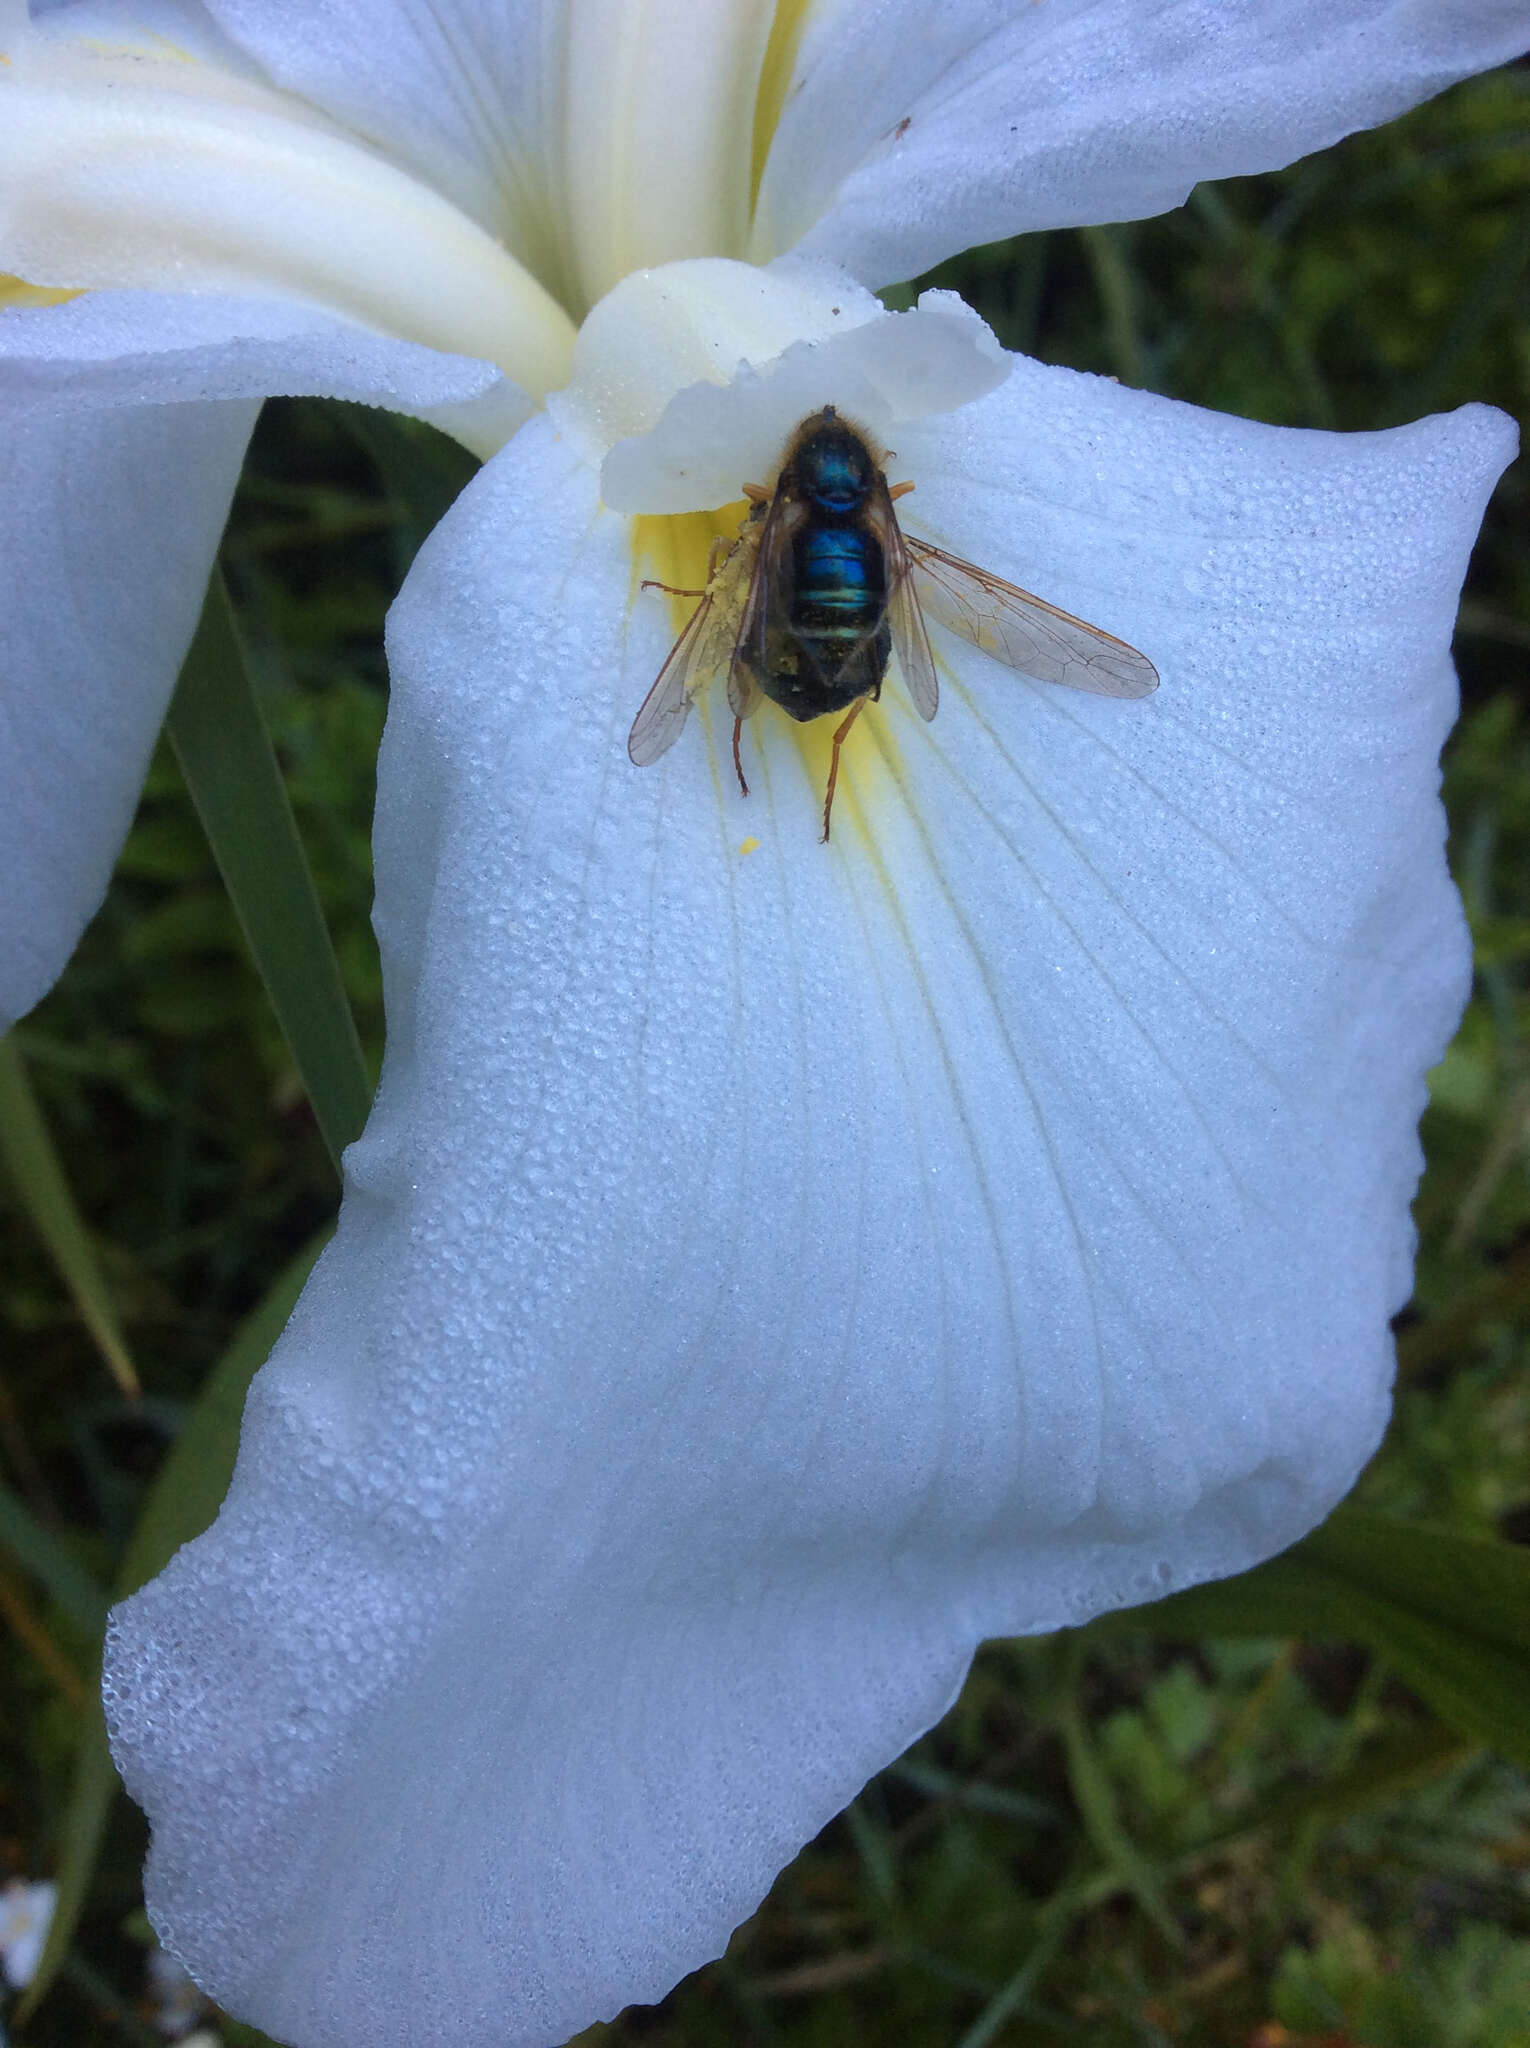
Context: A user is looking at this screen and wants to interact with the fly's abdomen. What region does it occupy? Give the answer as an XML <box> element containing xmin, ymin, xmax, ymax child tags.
<box><xmin>795</xmin><ymin>523</ymin><xmax>882</xmax><ymax>638</ymax></box>
<box><xmin>772</xmin><ymin>523</ymin><xmax>890</xmax><ymax>719</ymax></box>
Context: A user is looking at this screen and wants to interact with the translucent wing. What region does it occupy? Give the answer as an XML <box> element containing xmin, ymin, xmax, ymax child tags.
<box><xmin>627</xmin><ymin>523</ymin><xmax>761</xmax><ymax>767</ymax></box>
<box><xmin>627</xmin><ymin>594</ymin><xmax>718</xmax><ymax>765</ymax></box>
<box><xmin>867</xmin><ymin>480</ymin><xmax>939</xmax><ymax>722</ymax></box>
<box><xmin>905</xmin><ymin>536</ymin><xmax>1159</xmax><ymax>700</ymax></box>
<box><xmin>732</xmin><ymin>482</ymin><xmax>799</xmax><ymax>697</ymax></box>
<box><xmin>726</xmin><ymin>660</ymin><xmax>765</xmax><ymax>724</ymax></box>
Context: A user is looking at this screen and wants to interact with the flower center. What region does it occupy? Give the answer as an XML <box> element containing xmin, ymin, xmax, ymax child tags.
<box><xmin>558</xmin><ymin>258</ymin><xmax>1011</xmax><ymax>843</ymax></box>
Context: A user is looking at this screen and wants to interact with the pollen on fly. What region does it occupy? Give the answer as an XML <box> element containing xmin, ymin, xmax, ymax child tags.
<box><xmin>628</xmin><ymin>406</ymin><xmax>1158</xmax><ymax>843</ymax></box>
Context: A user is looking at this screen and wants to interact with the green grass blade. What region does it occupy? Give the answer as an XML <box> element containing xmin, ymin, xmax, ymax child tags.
<box><xmin>120</xmin><ymin>1228</ymin><xmax>328</xmax><ymax>1595</ymax></box>
<box><xmin>1088</xmin><ymin>1506</ymin><xmax>1530</xmax><ymax>1767</ymax></box>
<box><xmin>18</xmin><ymin>1232</ymin><xmax>328</xmax><ymax>2021</ymax></box>
<box><xmin>12</xmin><ymin>1693</ymin><xmax>118</xmax><ymax>2028</ymax></box>
<box><xmin>0</xmin><ymin>1477</ymin><xmax>110</xmax><ymax>1637</ymax></box>
<box><xmin>339</xmin><ymin>403</ymin><xmax>479</xmax><ymax>568</ymax></box>
<box><xmin>166</xmin><ymin>572</ymin><xmax>371</xmax><ymax>1174</ymax></box>
<box><xmin>1200</xmin><ymin>1721</ymin><xmax>1471</xmax><ymax>1854</ymax></box>
<box><xmin>0</xmin><ymin>1032</ymin><xmax>140</xmax><ymax>1397</ymax></box>
<box><xmin>953</xmin><ymin>1909</ymin><xmax>1070</xmax><ymax>2048</ymax></box>
<box><xmin>1078</xmin><ymin>223</ymin><xmax>1144</xmax><ymax>387</ymax></box>
<box><xmin>1054</xmin><ymin>1640</ymin><xmax>1184</xmax><ymax>1950</ymax></box>
<box><xmin>1397</xmin><ymin>195</ymin><xmax>1530</xmax><ymax>417</ymax></box>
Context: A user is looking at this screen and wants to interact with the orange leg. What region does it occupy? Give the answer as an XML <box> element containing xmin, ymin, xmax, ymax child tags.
<box><xmin>821</xmin><ymin>698</ymin><xmax>867</xmax><ymax>842</ymax></box>
<box><xmin>732</xmin><ymin>716</ymin><xmax>750</xmax><ymax>797</ymax></box>
<box><xmin>887</xmin><ymin>479</ymin><xmax>915</xmax><ymax>501</ymax></box>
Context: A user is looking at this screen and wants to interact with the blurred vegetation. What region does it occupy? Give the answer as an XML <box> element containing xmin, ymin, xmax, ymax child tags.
<box><xmin>2</xmin><ymin>60</ymin><xmax>1529</xmax><ymax>2048</ymax></box>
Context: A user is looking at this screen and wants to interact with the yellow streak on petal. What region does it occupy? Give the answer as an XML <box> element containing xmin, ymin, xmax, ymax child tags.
<box><xmin>630</xmin><ymin>505</ymin><xmax>745</xmax><ymax>636</ymax></box>
<box><xmin>629</xmin><ymin>501</ymin><xmax>904</xmax><ymax>848</ymax></box>
<box><xmin>750</xmin><ymin>0</ymin><xmax>816</xmax><ymax>210</ymax></box>
<box><xmin>0</xmin><ymin>272</ymin><xmax>81</xmax><ymax>308</ymax></box>
<box><xmin>563</xmin><ymin>0</ymin><xmax>771</xmax><ymax>310</ymax></box>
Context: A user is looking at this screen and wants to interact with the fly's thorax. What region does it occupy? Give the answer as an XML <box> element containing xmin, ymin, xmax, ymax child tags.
<box><xmin>781</xmin><ymin>408</ymin><xmax>883</xmax><ymax>516</ymax></box>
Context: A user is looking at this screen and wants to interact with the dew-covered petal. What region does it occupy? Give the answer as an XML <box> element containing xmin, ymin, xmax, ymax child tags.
<box><xmin>0</xmin><ymin>392</ymin><xmax>250</xmax><ymax>1030</ymax></box>
<box><xmin>1</xmin><ymin>287</ymin><xmax>529</xmax><ymax>453</ymax></box>
<box><xmin>105</xmin><ymin>369</ymin><xmax>1513</xmax><ymax>2046</ymax></box>
<box><xmin>758</xmin><ymin>0</ymin><xmax>1530</xmax><ymax>283</ymax></box>
<box><xmin>0</xmin><ymin>286</ymin><xmax>512</xmax><ymax>1028</ymax></box>
<box><xmin>562</xmin><ymin>260</ymin><xmax>1007</xmax><ymax>511</ymax></box>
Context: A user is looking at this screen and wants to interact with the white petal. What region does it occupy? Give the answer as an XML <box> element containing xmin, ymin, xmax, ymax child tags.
<box><xmin>105</xmin><ymin>373</ymin><xmax>1513</xmax><ymax>2046</ymax></box>
<box><xmin>0</xmin><ymin>284</ymin><xmax>517</xmax><ymax>1028</ymax></box>
<box><xmin>757</xmin><ymin>0</ymin><xmax>1530</xmax><ymax>282</ymax></box>
<box><xmin>2</xmin><ymin>288</ymin><xmax>531</xmax><ymax>454</ymax></box>
<box><xmin>557</xmin><ymin>259</ymin><xmax>1007</xmax><ymax>511</ymax></box>
<box><xmin>0</xmin><ymin>0</ymin><xmax>574</xmax><ymax>400</ymax></box>
<box><xmin>556</xmin><ymin>0</ymin><xmax>771</xmax><ymax>308</ymax></box>
<box><xmin>187</xmin><ymin>0</ymin><xmax>772</xmax><ymax>313</ymax></box>
<box><xmin>551</xmin><ymin>255</ymin><xmax>887</xmax><ymax>464</ymax></box>
<box><xmin>0</xmin><ymin>393</ymin><xmax>251</xmax><ymax>1029</ymax></box>
<box><xmin>188</xmin><ymin>0</ymin><xmax>556</xmax><ymax>251</ymax></box>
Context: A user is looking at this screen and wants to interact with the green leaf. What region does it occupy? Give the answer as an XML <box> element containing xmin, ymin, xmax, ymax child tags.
<box><xmin>166</xmin><ymin>572</ymin><xmax>372</xmax><ymax>1173</ymax></box>
<box><xmin>0</xmin><ymin>1478</ymin><xmax>110</xmax><ymax>1638</ymax></box>
<box><xmin>120</xmin><ymin>1229</ymin><xmax>328</xmax><ymax>1595</ymax></box>
<box><xmin>1088</xmin><ymin>1507</ymin><xmax>1530</xmax><ymax>1768</ymax></box>
<box><xmin>339</xmin><ymin>403</ymin><xmax>479</xmax><ymax>570</ymax></box>
<box><xmin>0</xmin><ymin>1031</ymin><xmax>140</xmax><ymax>1397</ymax></box>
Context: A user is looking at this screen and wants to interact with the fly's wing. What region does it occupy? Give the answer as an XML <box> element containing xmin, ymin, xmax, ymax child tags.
<box><xmin>628</xmin><ymin>524</ymin><xmax>761</xmax><ymax>766</ymax></box>
<box><xmin>724</xmin><ymin>499</ymin><xmax>777</xmax><ymax>723</ymax></box>
<box><xmin>867</xmin><ymin>478</ymin><xmax>939</xmax><ymax>722</ymax></box>
<box><xmin>732</xmin><ymin>483</ymin><xmax>798</xmax><ymax>698</ymax></box>
<box><xmin>726</xmin><ymin>663</ymin><xmax>765</xmax><ymax>724</ymax></box>
<box><xmin>905</xmin><ymin>536</ymin><xmax>1159</xmax><ymax>699</ymax></box>
<box><xmin>628</xmin><ymin>595</ymin><xmax>715</xmax><ymax>765</ymax></box>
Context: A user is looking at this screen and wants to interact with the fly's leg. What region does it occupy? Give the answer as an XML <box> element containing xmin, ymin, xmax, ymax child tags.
<box><xmin>821</xmin><ymin>698</ymin><xmax>867</xmax><ymax>842</ymax></box>
<box><xmin>732</xmin><ymin>717</ymin><xmax>750</xmax><ymax>798</ymax></box>
<box><xmin>641</xmin><ymin>538</ymin><xmax>730</xmax><ymax>600</ymax></box>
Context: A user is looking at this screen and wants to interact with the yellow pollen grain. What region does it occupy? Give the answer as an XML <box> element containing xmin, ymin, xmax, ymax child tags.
<box><xmin>738</xmin><ymin>836</ymin><xmax>761</xmax><ymax>857</ymax></box>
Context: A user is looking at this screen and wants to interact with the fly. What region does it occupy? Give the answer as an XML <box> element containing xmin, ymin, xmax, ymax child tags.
<box><xmin>628</xmin><ymin>405</ymin><xmax>1158</xmax><ymax>841</ymax></box>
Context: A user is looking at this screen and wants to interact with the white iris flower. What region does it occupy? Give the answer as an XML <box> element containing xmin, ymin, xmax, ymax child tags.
<box><xmin>0</xmin><ymin>2</ymin><xmax>1520</xmax><ymax>2044</ymax></box>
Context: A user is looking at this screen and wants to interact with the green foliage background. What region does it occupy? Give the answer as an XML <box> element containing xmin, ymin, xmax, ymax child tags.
<box><xmin>3</xmin><ymin>63</ymin><xmax>1529</xmax><ymax>2048</ymax></box>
